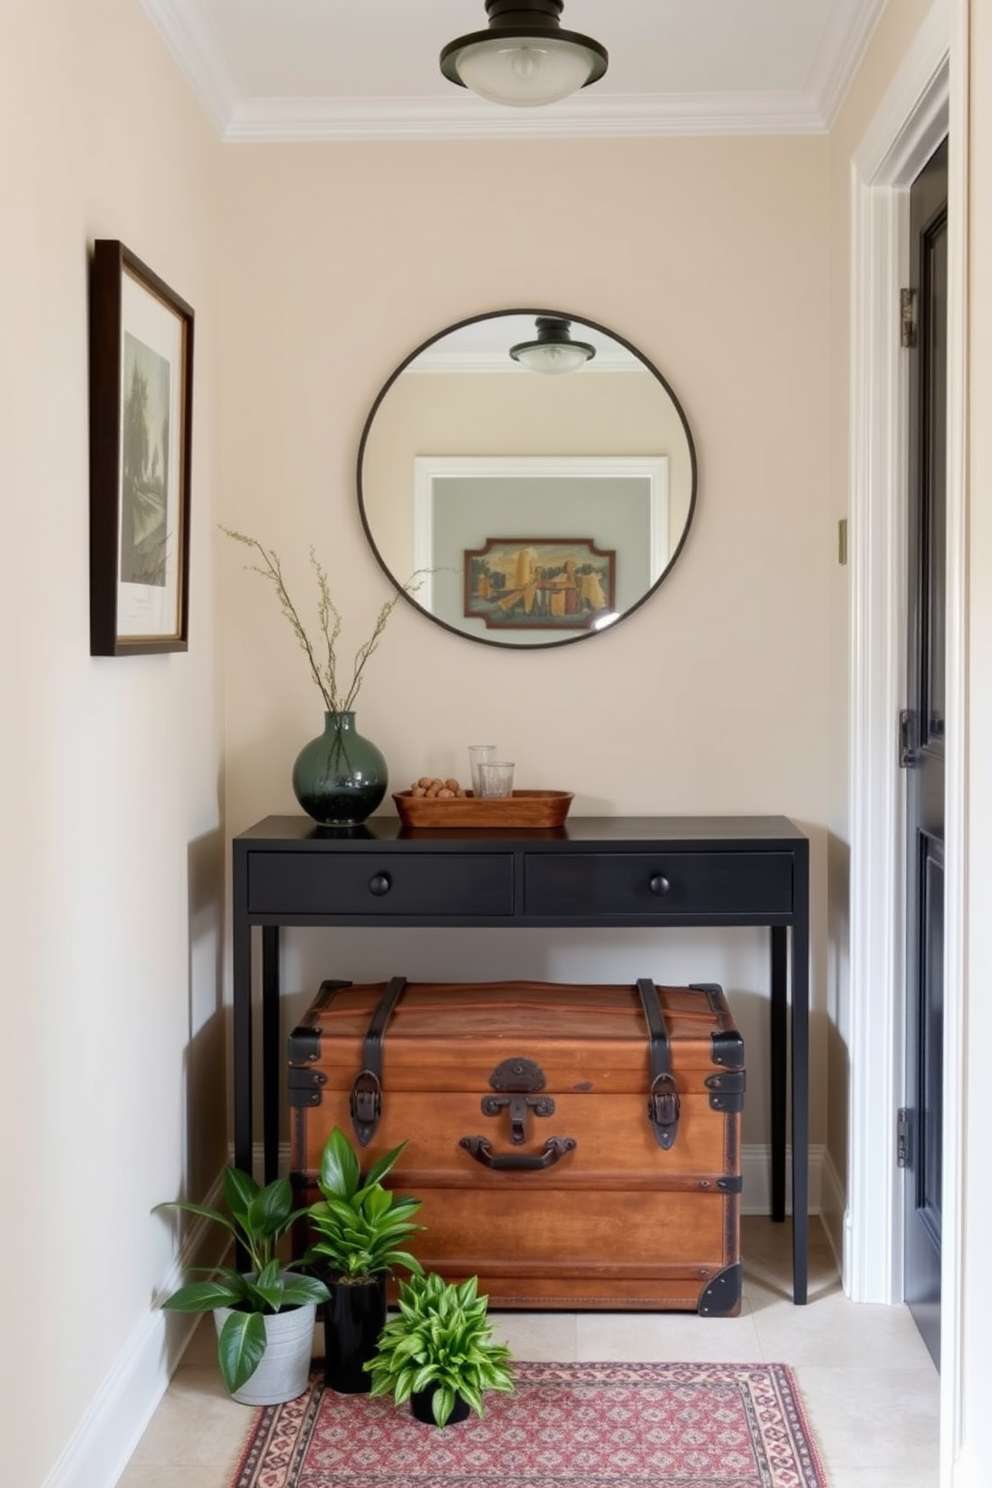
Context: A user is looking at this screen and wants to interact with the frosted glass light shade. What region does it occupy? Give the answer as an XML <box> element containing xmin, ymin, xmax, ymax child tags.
<box><xmin>511</xmin><ymin>340</ymin><xmax>593</xmax><ymax>373</ymax></box>
<box><xmin>509</xmin><ymin>317</ymin><xmax>596</xmax><ymax>373</ymax></box>
<box><xmin>451</xmin><ymin>36</ymin><xmax>601</xmax><ymax>107</ymax></box>
<box><xmin>440</xmin><ymin>1</ymin><xmax>608</xmax><ymax>109</ymax></box>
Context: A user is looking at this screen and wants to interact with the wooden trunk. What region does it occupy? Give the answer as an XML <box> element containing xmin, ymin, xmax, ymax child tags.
<box><xmin>289</xmin><ymin>978</ymin><xmax>744</xmax><ymax>1314</ymax></box>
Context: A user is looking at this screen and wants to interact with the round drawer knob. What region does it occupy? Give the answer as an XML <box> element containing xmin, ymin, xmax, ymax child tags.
<box><xmin>649</xmin><ymin>874</ymin><xmax>671</xmax><ymax>896</ymax></box>
<box><xmin>368</xmin><ymin>872</ymin><xmax>392</xmax><ymax>897</ymax></box>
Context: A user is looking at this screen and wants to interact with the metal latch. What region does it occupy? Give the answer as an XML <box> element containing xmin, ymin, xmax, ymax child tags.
<box><xmin>705</xmin><ymin>1069</ymin><xmax>746</xmax><ymax>1113</ymax></box>
<box><xmin>901</xmin><ymin>287</ymin><xmax>918</xmax><ymax>349</ymax></box>
<box><xmin>647</xmin><ymin>1072</ymin><xmax>681</xmax><ymax>1149</ymax></box>
<box><xmin>288</xmin><ymin>1066</ymin><xmax>327</xmax><ymax>1108</ymax></box>
<box><xmin>897</xmin><ymin>1107</ymin><xmax>910</xmax><ymax>1169</ymax></box>
<box><xmin>481</xmin><ymin>1057</ymin><xmax>554</xmax><ymax>1146</ymax></box>
<box><xmin>350</xmin><ymin>1069</ymin><xmax>382</xmax><ymax>1130</ymax></box>
<box><xmin>899</xmin><ymin>710</ymin><xmax>920</xmax><ymax>768</ymax></box>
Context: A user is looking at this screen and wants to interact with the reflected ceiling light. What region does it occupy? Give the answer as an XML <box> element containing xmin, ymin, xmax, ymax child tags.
<box><xmin>509</xmin><ymin>316</ymin><xmax>597</xmax><ymax>374</ymax></box>
<box><xmin>440</xmin><ymin>0</ymin><xmax>608</xmax><ymax>109</ymax></box>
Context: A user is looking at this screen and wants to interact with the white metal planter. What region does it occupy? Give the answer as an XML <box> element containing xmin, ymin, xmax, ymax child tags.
<box><xmin>213</xmin><ymin>1299</ymin><xmax>316</xmax><ymax>1406</ymax></box>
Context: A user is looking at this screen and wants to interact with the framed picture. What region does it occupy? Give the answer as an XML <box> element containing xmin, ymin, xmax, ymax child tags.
<box><xmin>464</xmin><ymin>537</ymin><xmax>616</xmax><ymax>631</ymax></box>
<box><xmin>89</xmin><ymin>240</ymin><xmax>194</xmax><ymax>655</ymax></box>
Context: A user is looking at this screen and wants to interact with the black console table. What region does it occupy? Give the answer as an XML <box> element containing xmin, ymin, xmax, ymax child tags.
<box><xmin>232</xmin><ymin>814</ymin><xmax>810</xmax><ymax>1303</ymax></box>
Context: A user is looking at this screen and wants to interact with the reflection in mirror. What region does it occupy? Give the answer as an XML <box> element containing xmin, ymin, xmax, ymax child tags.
<box><xmin>357</xmin><ymin>310</ymin><xmax>697</xmax><ymax>649</ymax></box>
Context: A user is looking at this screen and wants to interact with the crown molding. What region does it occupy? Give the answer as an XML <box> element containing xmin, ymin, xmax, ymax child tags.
<box><xmin>805</xmin><ymin>0</ymin><xmax>889</xmax><ymax>127</ymax></box>
<box><xmin>138</xmin><ymin>0</ymin><xmax>244</xmax><ymax>134</ymax></box>
<box><xmin>223</xmin><ymin>90</ymin><xmax>827</xmax><ymax>144</ymax></box>
<box><xmin>140</xmin><ymin>0</ymin><xmax>882</xmax><ymax>143</ymax></box>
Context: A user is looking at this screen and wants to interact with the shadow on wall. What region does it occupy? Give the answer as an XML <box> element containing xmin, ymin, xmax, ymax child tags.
<box><xmin>185</xmin><ymin>828</ymin><xmax>228</xmax><ymax>1196</ymax></box>
<box><xmin>824</xmin><ymin>828</ymin><xmax>851</xmax><ymax>1231</ymax></box>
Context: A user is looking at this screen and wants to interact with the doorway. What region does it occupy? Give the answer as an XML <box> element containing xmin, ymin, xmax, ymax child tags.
<box><xmin>902</xmin><ymin>137</ymin><xmax>948</xmax><ymax>1368</ymax></box>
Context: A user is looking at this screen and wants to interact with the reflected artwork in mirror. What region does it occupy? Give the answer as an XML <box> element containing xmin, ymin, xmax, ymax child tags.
<box><xmin>357</xmin><ymin>310</ymin><xmax>697</xmax><ymax>649</ymax></box>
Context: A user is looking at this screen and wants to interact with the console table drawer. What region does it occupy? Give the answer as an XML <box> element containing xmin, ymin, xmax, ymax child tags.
<box><xmin>524</xmin><ymin>852</ymin><xmax>793</xmax><ymax>918</ymax></box>
<box><xmin>247</xmin><ymin>852</ymin><xmax>513</xmax><ymax>917</ymax></box>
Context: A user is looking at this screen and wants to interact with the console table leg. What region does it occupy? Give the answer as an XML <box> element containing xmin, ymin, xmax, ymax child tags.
<box><xmin>791</xmin><ymin>866</ymin><xmax>810</xmax><ymax>1305</ymax></box>
<box><xmin>770</xmin><ymin>926</ymin><xmax>788</xmax><ymax>1223</ymax></box>
<box><xmin>232</xmin><ymin>869</ymin><xmax>252</xmax><ymax>1178</ymax></box>
<box><xmin>262</xmin><ymin>925</ymin><xmax>281</xmax><ymax>1184</ymax></box>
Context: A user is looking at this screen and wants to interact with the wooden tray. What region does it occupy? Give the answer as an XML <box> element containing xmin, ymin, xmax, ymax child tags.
<box><xmin>392</xmin><ymin>789</ymin><xmax>573</xmax><ymax>829</ymax></box>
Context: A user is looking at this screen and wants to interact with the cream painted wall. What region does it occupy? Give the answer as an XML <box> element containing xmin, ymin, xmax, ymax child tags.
<box><xmin>0</xmin><ymin>4</ymin><xmax>224</xmax><ymax>1485</ymax></box>
<box><xmin>822</xmin><ymin>0</ymin><xmax>937</xmax><ymax>1214</ymax></box>
<box><xmin>218</xmin><ymin>135</ymin><xmax>832</xmax><ymax>1157</ymax></box>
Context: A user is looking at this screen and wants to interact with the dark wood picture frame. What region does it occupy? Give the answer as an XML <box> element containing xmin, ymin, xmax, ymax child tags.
<box><xmin>464</xmin><ymin>536</ymin><xmax>616</xmax><ymax>631</ymax></box>
<box><xmin>89</xmin><ymin>239</ymin><xmax>194</xmax><ymax>655</ymax></box>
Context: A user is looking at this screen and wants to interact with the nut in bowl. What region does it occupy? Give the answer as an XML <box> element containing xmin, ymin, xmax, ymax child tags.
<box><xmin>409</xmin><ymin>775</ymin><xmax>469</xmax><ymax>800</ymax></box>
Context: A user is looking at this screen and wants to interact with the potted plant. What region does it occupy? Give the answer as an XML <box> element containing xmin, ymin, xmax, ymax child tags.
<box><xmin>221</xmin><ymin>528</ymin><xmax>424</xmax><ymax>827</ymax></box>
<box><xmin>155</xmin><ymin>1167</ymin><xmax>329</xmax><ymax>1406</ymax></box>
<box><xmin>364</xmin><ymin>1271</ymin><xmax>514</xmax><ymax>1427</ymax></box>
<box><xmin>307</xmin><ymin>1126</ymin><xmax>425</xmax><ymax>1393</ymax></box>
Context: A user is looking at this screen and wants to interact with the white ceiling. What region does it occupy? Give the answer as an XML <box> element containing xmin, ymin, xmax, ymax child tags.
<box><xmin>140</xmin><ymin>0</ymin><xmax>888</xmax><ymax>142</ymax></box>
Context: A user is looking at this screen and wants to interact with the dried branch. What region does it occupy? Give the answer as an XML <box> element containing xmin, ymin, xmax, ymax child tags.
<box><xmin>221</xmin><ymin>526</ymin><xmax>424</xmax><ymax>715</ymax></box>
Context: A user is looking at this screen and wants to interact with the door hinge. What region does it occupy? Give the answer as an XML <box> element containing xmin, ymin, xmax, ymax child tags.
<box><xmin>897</xmin><ymin>1107</ymin><xmax>910</xmax><ymax>1169</ymax></box>
<box><xmin>899</xmin><ymin>709</ymin><xmax>920</xmax><ymax>767</ymax></box>
<box><xmin>900</xmin><ymin>287</ymin><xmax>918</xmax><ymax>349</ymax></box>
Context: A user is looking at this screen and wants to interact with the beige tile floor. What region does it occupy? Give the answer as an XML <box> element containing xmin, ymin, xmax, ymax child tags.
<box><xmin>117</xmin><ymin>1218</ymin><xmax>940</xmax><ymax>1488</ymax></box>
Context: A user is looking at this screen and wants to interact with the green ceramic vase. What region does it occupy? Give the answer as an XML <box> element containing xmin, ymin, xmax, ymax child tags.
<box><xmin>291</xmin><ymin>711</ymin><xmax>387</xmax><ymax>827</ymax></box>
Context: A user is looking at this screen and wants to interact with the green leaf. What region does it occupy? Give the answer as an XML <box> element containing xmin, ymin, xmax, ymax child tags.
<box><xmin>362</xmin><ymin>1184</ymin><xmax>391</xmax><ymax>1222</ymax></box>
<box><xmin>455</xmin><ymin>1276</ymin><xmax>478</xmax><ymax>1307</ymax></box>
<box><xmin>432</xmin><ymin>1384</ymin><xmax>456</xmax><ymax>1427</ymax></box>
<box><xmin>459</xmin><ymin>1379</ymin><xmax>485</xmax><ymax>1416</ymax></box>
<box><xmin>217</xmin><ymin>1311</ymin><xmax>267</xmax><ymax>1394</ymax></box>
<box><xmin>280</xmin><ymin>1274</ymin><xmax>330</xmax><ymax>1306</ymax></box>
<box><xmin>152</xmin><ymin>1199</ymin><xmax>236</xmax><ymax>1239</ymax></box>
<box><xmin>364</xmin><ymin>1140</ymin><xmax>409</xmax><ymax>1188</ymax></box>
<box><xmin>223</xmin><ymin>1167</ymin><xmax>261</xmax><ymax>1230</ymax></box>
<box><xmin>249</xmin><ymin>1175</ymin><xmax>294</xmax><ymax>1240</ymax></box>
<box><xmin>393</xmin><ymin>1373</ymin><xmax>416</xmax><ymax>1406</ymax></box>
<box><xmin>379</xmin><ymin>1250</ymin><xmax>424</xmax><ymax>1276</ymax></box>
<box><xmin>411</xmin><ymin>1363</ymin><xmax>439</xmax><ymax>1395</ymax></box>
<box><xmin>319</xmin><ymin>1127</ymin><xmax>361</xmax><ymax>1200</ymax></box>
<box><xmin>161</xmin><ymin>1277</ymin><xmax>246</xmax><ymax>1312</ymax></box>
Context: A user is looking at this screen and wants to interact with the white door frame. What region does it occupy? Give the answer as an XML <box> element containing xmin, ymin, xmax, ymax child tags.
<box><xmin>847</xmin><ymin>0</ymin><xmax>968</xmax><ymax>1482</ymax></box>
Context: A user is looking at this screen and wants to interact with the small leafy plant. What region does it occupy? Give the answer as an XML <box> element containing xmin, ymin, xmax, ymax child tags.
<box><xmin>364</xmin><ymin>1272</ymin><xmax>514</xmax><ymax>1426</ymax></box>
<box><xmin>155</xmin><ymin>1168</ymin><xmax>329</xmax><ymax>1394</ymax></box>
<box><xmin>307</xmin><ymin>1125</ymin><xmax>425</xmax><ymax>1281</ymax></box>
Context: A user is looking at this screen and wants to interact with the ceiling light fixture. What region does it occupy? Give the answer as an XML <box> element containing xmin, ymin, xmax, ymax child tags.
<box><xmin>509</xmin><ymin>316</ymin><xmax>597</xmax><ymax>374</ymax></box>
<box><xmin>440</xmin><ymin>0</ymin><xmax>608</xmax><ymax>109</ymax></box>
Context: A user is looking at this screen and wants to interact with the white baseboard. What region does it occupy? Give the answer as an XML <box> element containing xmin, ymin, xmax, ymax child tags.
<box><xmin>817</xmin><ymin>1146</ymin><xmax>847</xmax><ymax>1273</ymax></box>
<box><xmin>43</xmin><ymin>1174</ymin><xmax>224</xmax><ymax>1488</ymax></box>
<box><xmin>741</xmin><ymin>1142</ymin><xmax>825</xmax><ymax>1216</ymax></box>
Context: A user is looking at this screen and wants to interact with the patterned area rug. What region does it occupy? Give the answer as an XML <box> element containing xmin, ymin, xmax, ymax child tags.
<box><xmin>228</xmin><ymin>1361</ymin><xmax>828</xmax><ymax>1487</ymax></box>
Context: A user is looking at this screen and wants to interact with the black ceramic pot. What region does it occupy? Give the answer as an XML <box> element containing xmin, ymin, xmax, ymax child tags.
<box><xmin>410</xmin><ymin>1386</ymin><xmax>471</xmax><ymax>1426</ymax></box>
<box><xmin>322</xmin><ymin>1274</ymin><xmax>387</xmax><ymax>1394</ymax></box>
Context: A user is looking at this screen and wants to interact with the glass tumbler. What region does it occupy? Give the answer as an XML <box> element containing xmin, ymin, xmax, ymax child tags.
<box><xmin>477</xmin><ymin>761</ymin><xmax>515</xmax><ymax>799</ymax></box>
<box><xmin>468</xmin><ymin>744</ymin><xmax>496</xmax><ymax>795</ymax></box>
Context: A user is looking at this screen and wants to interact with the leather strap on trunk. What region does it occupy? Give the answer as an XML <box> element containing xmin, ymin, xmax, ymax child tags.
<box><xmin>636</xmin><ymin>977</ymin><xmax>681</xmax><ymax>1149</ymax></box>
<box><xmin>350</xmin><ymin>976</ymin><xmax>407</xmax><ymax>1147</ymax></box>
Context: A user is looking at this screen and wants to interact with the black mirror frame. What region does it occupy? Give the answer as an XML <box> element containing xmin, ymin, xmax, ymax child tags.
<box><xmin>356</xmin><ymin>307</ymin><xmax>697</xmax><ymax>651</ymax></box>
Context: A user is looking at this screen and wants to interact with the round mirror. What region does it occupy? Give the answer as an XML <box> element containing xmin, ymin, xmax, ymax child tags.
<box><xmin>357</xmin><ymin>309</ymin><xmax>697</xmax><ymax>649</ymax></box>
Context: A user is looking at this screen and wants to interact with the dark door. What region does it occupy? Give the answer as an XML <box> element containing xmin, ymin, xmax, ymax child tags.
<box><xmin>902</xmin><ymin>136</ymin><xmax>947</xmax><ymax>1370</ymax></box>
